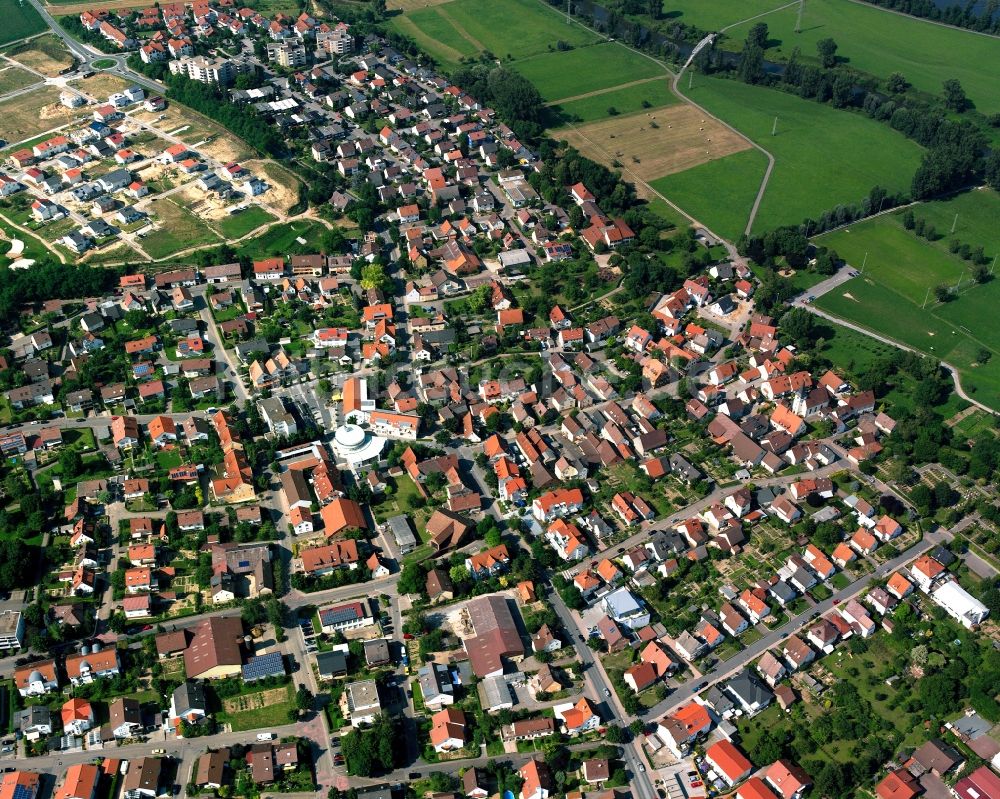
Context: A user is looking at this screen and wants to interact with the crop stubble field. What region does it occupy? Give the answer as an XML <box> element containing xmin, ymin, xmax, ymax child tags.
<box><xmin>560</xmin><ymin>103</ymin><xmax>751</xmax><ymax>183</ymax></box>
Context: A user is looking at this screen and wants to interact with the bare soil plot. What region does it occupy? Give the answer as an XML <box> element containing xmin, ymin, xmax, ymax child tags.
<box><xmin>248</xmin><ymin>159</ymin><xmax>301</xmax><ymax>213</ymax></box>
<box><xmin>0</xmin><ymin>85</ymin><xmax>80</xmax><ymax>145</ymax></box>
<box><xmin>221</xmin><ymin>684</ymin><xmax>288</xmax><ymax>714</ymax></box>
<box><xmin>4</xmin><ymin>34</ymin><xmax>75</xmax><ymax>76</ymax></box>
<box><xmin>558</xmin><ymin>103</ymin><xmax>751</xmax><ymax>182</ymax></box>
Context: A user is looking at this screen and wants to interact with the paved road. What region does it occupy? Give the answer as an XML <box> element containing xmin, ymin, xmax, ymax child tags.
<box><xmin>801</xmin><ymin>303</ymin><xmax>998</xmax><ymax>417</ymax></box>
<box><xmin>639</xmin><ymin>528</ymin><xmax>945</xmax><ymax>722</ymax></box>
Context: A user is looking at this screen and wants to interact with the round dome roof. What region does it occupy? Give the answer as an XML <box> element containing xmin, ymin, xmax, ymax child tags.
<box><xmin>335</xmin><ymin>424</ymin><xmax>366</xmax><ymax>449</ymax></box>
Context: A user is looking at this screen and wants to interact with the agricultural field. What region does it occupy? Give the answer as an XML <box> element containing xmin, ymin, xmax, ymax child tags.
<box><xmin>0</xmin><ymin>0</ymin><xmax>48</xmax><ymax>45</ymax></box>
<box><xmin>680</xmin><ymin>76</ymin><xmax>924</xmax><ymax>232</ymax></box>
<box><xmin>3</xmin><ymin>33</ymin><xmax>75</xmax><ymax>76</ymax></box>
<box><xmin>0</xmin><ymin>65</ymin><xmax>39</xmax><ymax>94</ymax></box>
<box><xmin>547</xmin><ymin>78</ymin><xmax>677</xmax><ymax>126</ymax></box>
<box><xmin>559</xmin><ymin>102</ymin><xmax>751</xmax><ymax>184</ymax></box>
<box><xmin>814</xmin><ymin>190</ymin><xmax>1000</xmax><ymax>408</ymax></box>
<box><xmin>723</xmin><ymin>0</ymin><xmax>1000</xmax><ymax>114</ymax></box>
<box><xmin>650</xmin><ymin>148</ymin><xmax>767</xmax><ymax>240</ymax></box>
<box><xmin>513</xmin><ymin>43</ymin><xmax>663</xmax><ymax>102</ymax></box>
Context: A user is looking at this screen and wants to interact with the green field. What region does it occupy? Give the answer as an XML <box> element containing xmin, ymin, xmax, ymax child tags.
<box><xmin>142</xmin><ymin>199</ymin><xmax>223</xmax><ymax>259</ymax></box>
<box><xmin>437</xmin><ymin>0</ymin><xmax>599</xmax><ymax>59</ymax></box>
<box><xmin>390</xmin><ymin>0</ymin><xmax>600</xmax><ymax>66</ymax></box>
<box><xmin>680</xmin><ymin>76</ymin><xmax>924</xmax><ymax>232</ymax></box>
<box><xmin>814</xmin><ymin>192</ymin><xmax>1000</xmax><ymax>408</ymax></box>
<box><xmin>0</xmin><ymin>0</ymin><xmax>48</xmax><ymax>45</ymax></box>
<box><xmin>659</xmin><ymin>0</ymin><xmax>793</xmax><ymax>32</ymax></box>
<box><xmin>650</xmin><ymin>148</ymin><xmax>768</xmax><ymax>240</ymax></box>
<box><xmin>514</xmin><ymin>43</ymin><xmax>663</xmax><ymax>102</ymax></box>
<box><xmin>548</xmin><ymin>78</ymin><xmax>676</xmax><ymax>125</ymax></box>
<box><xmin>235</xmin><ymin>218</ymin><xmax>331</xmax><ymax>260</ymax></box>
<box><xmin>724</xmin><ymin>0</ymin><xmax>1000</xmax><ymax>114</ymax></box>
<box><xmin>215</xmin><ymin>206</ymin><xmax>276</xmax><ymax>239</ymax></box>
<box><xmin>395</xmin><ymin>6</ymin><xmax>478</xmax><ymax>67</ymax></box>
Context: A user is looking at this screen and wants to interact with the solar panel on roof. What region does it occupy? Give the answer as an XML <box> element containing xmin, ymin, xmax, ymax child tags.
<box><xmin>320</xmin><ymin>605</ymin><xmax>361</xmax><ymax>625</ymax></box>
<box><xmin>241</xmin><ymin>652</ymin><xmax>284</xmax><ymax>681</ymax></box>
<box><xmin>13</xmin><ymin>785</ymin><xmax>35</xmax><ymax>799</ymax></box>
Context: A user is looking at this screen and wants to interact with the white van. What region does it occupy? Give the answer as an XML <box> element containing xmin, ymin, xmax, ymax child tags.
<box><xmin>256</xmin><ymin>732</ymin><xmax>276</xmax><ymax>741</ymax></box>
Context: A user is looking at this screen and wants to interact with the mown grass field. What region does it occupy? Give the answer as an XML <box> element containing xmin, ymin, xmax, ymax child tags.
<box><xmin>724</xmin><ymin>0</ymin><xmax>1000</xmax><ymax>114</ymax></box>
<box><xmin>814</xmin><ymin>191</ymin><xmax>1000</xmax><ymax>408</ymax></box>
<box><xmin>0</xmin><ymin>0</ymin><xmax>48</xmax><ymax>44</ymax></box>
<box><xmin>548</xmin><ymin>78</ymin><xmax>676</xmax><ymax>125</ymax></box>
<box><xmin>650</xmin><ymin>148</ymin><xmax>768</xmax><ymax>240</ymax></box>
<box><xmin>514</xmin><ymin>43</ymin><xmax>663</xmax><ymax>102</ymax></box>
<box><xmin>680</xmin><ymin>76</ymin><xmax>924</xmax><ymax>232</ymax></box>
<box><xmin>657</xmin><ymin>0</ymin><xmax>791</xmax><ymax>32</ymax></box>
<box><xmin>389</xmin><ymin>0</ymin><xmax>599</xmax><ymax>66</ymax></box>
<box><xmin>214</xmin><ymin>206</ymin><xmax>276</xmax><ymax>239</ymax></box>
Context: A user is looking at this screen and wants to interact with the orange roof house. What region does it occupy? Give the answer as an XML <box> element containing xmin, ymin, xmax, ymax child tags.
<box><xmin>320</xmin><ymin>498</ymin><xmax>367</xmax><ymax>537</ymax></box>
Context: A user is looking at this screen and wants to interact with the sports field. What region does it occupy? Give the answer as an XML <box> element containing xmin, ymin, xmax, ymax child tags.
<box><xmin>513</xmin><ymin>43</ymin><xmax>663</xmax><ymax>102</ymax></box>
<box><xmin>0</xmin><ymin>0</ymin><xmax>48</xmax><ymax>45</ymax></box>
<box><xmin>680</xmin><ymin>76</ymin><xmax>924</xmax><ymax>232</ymax></box>
<box><xmin>650</xmin><ymin>148</ymin><xmax>768</xmax><ymax>240</ymax></box>
<box><xmin>724</xmin><ymin>0</ymin><xmax>1000</xmax><ymax>114</ymax></box>
<box><xmin>560</xmin><ymin>102</ymin><xmax>751</xmax><ymax>183</ymax></box>
<box><xmin>813</xmin><ymin>189</ymin><xmax>1000</xmax><ymax>408</ymax></box>
<box><xmin>548</xmin><ymin>78</ymin><xmax>676</xmax><ymax>125</ymax></box>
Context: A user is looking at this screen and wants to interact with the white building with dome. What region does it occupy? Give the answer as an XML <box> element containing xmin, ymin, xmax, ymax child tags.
<box><xmin>332</xmin><ymin>423</ymin><xmax>385</xmax><ymax>472</ymax></box>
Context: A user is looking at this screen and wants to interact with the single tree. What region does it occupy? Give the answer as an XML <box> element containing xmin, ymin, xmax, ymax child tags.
<box><xmin>816</xmin><ymin>37</ymin><xmax>838</xmax><ymax>68</ymax></box>
<box><xmin>942</xmin><ymin>78</ymin><xmax>968</xmax><ymax>112</ymax></box>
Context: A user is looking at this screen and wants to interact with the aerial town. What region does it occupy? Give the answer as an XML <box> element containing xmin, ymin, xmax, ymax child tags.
<box><xmin>0</xmin><ymin>0</ymin><xmax>998</xmax><ymax>798</ymax></box>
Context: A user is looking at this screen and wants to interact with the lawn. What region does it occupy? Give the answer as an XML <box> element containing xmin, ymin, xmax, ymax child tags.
<box><xmin>514</xmin><ymin>43</ymin><xmax>663</xmax><ymax>102</ymax></box>
<box><xmin>235</xmin><ymin>218</ymin><xmax>330</xmax><ymax>260</ymax></box>
<box><xmin>548</xmin><ymin>79</ymin><xmax>677</xmax><ymax>126</ymax></box>
<box><xmin>679</xmin><ymin>76</ymin><xmax>924</xmax><ymax>232</ymax></box>
<box><xmin>0</xmin><ymin>0</ymin><xmax>48</xmax><ymax>45</ymax></box>
<box><xmin>215</xmin><ymin>206</ymin><xmax>276</xmax><ymax>239</ymax></box>
<box><xmin>723</xmin><ymin>0</ymin><xmax>1000</xmax><ymax>115</ymax></box>
<box><xmin>142</xmin><ymin>198</ymin><xmax>223</xmax><ymax>259</ymax></box>
<box><xmin>650</xmin><ymin>148</ymin><xmax>768</xmax><ymax>241</ymax></box>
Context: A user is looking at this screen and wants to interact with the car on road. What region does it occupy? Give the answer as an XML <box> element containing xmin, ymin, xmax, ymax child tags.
<box><xmin>639</xmin><ymin>765</ymin><xmax>646</xmax><ymax>773</ymax></box>
<box><xmin>833</xmin><ymin>598</ymin><xmax>841</xmax><ymax>605</ymax></box>
<box><xmin>690</xmin><ymin>781</ymin><xmax>703</xmax><ymax>788</ymax></box>
<box><xmin>408</xmin><ymin>773</ymin><xmax>421</xmax><ymax>780</ymax></box>
<box><xmin>578</xmin><ymin>634</ymin><xmax>585</xmax><ymax>642</ymax></box>
<box><xmin>696</xmin><ymin>681</ymin><xmax>708</xmax><ymax>690</ymax></box>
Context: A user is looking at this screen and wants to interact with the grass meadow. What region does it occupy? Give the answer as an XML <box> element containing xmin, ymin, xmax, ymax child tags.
<box><xmin>548</xmin><ymin>78</ymin><xmax>676</xmax><ymax>125</ymax></box>
<box><xmin>723</xmin><ymin>0</ymin><xmax>1000</xmax><ymax>114</ymax></box>
<box><xmin>650</xmin><ymin>148</ymin><xmax>768</xmax><ymax>241</ymax></box>
<box><xmin>513</xmin><ymin>43</ymin><xmax>663</xmax><ymax>102</ymax></box>
<box><xmin>681</xmin><ymin>76</ymin><xmax>924</xmax><ymax>232</ymax></box>
<box><xmin>814</xmin><ymin>190</ymin><xmax>1000</xmax><ymax>408</ymax></box>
